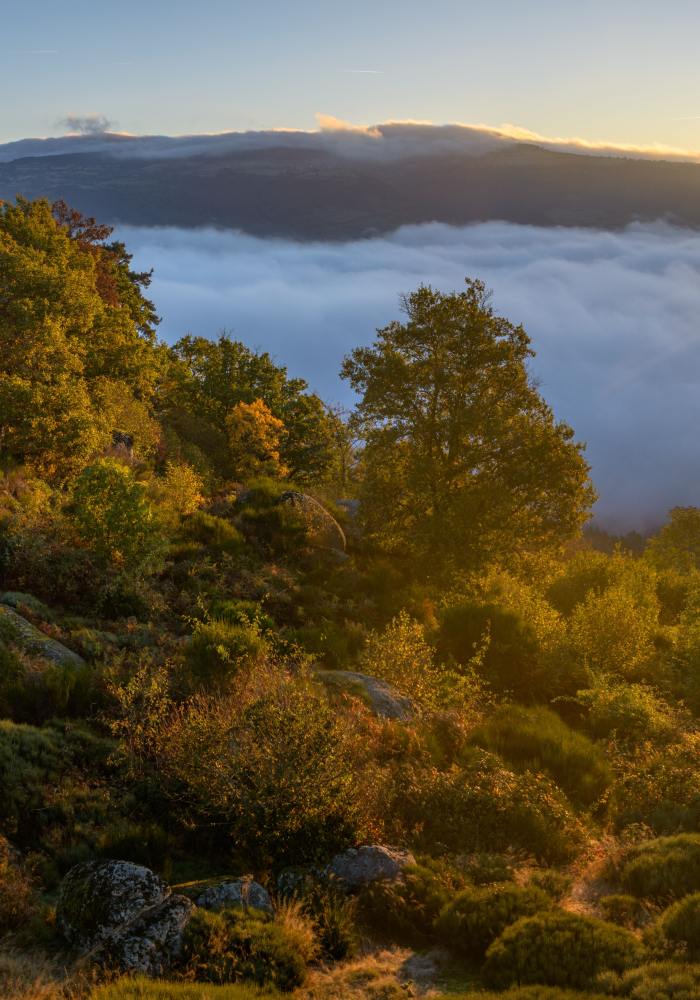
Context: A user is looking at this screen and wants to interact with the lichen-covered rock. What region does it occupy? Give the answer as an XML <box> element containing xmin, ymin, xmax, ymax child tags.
<box><xmin>278</xmin><ymin>491</ymin><xmax>346</xmax><ymax>552</ymax></box>
<box><xmin>109</xmin><ymin>894</ymin><xmax>195</xmax><ymax>975</ymax></box>
<box><xmin>57</xmin><ymin>860</ymin><xmax>170</xmax><ymax>952</ymax></box>
<box><xmin>314</xmin><ymin>670</ymin><xmax>419</xmax><ymax>722</ymax></box>
<box><xmin>196</xmin><ymin>878</ymin><xmax>273</xmax><ymax>913</ymax></box>
<box><xmin>323</xmin><ymin>846</ymin><xmax>416</xmax><ymax>889</ymax></box>
<box><xmin>0</xmin><ymin>604</ymin><xmax>83</xmax><ymax>667</ymax></box>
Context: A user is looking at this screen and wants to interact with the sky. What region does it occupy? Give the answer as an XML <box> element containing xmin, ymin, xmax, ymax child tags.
<box><xmin>116</xmin><ymin>220</ymin><xmax>700</xmax><ymax>535</ymax></box>
<box><xmin>4</xmin><ymin>0</ymin><xmax>700</xmax><ymax>153</ymax></box>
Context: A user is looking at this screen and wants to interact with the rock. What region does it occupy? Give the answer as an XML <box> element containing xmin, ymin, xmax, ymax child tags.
<box><xmin>314</xmin><ymin>669</ymin><xmax>419</xmax><ymax>722</ymax></box>
<box><xmin>57</xmin><ymin>860</ymin><xmax>171</xmax><ymax>953</ymax></box>
<box><xmin>0</xmin><ymin>604</ymin><xmax>83</xmax><ymax>667</ymax></box>
<box><xmin>278</xmin><ymin>491</ymin><xmax>346</xmax><ymax>552</ymax></box>
<box><xmin>324</xmin><ymin>846</ymin><xmax>416</xmax><ymax>890</ymax></box>
<box><xmin>196</xmin><ymin>878</ymin><xmax>273</xmax><ymax>914</ymax></box>
<box><xmin>109</xmin><ymin>894</ymin><xmax>195</xmax><ymax>976</ymax></box>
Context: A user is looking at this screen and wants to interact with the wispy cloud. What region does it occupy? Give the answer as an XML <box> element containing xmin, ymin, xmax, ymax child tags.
<box><xmin>114</xmin><ymin>219</ymin><xmax>700</xmax><ymax>533</ymax></box>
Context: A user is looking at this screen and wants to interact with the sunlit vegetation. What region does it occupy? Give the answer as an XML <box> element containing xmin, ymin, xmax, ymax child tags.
<box><xmin>5</xmin><ymin>197</ymin><xmax>700</xmax><ymax>998</ymax></box>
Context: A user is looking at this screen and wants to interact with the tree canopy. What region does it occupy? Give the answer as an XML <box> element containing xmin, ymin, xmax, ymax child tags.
<box><xmin>341</xmin><ymin>279</ymin><xmax>597</xmax><ymax>571</ymax></box>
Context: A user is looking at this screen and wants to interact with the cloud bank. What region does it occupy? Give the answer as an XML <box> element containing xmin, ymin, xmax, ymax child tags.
<box><xmin>3</xmin><ymin>117</ymin><xmax>700</xmax><ymax>164</ymax></box>
<box><xmin>56</xmin><ymin>113</ymin><xmax>117</xmax><ymax>135</ymax></box>
<box><xmin>114</xmin><ymin>220</ymin><xmax>700</xmax><ymax>534</ymax></box>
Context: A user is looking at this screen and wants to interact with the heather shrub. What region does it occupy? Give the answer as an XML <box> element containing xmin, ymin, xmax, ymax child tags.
<box><xmin>184</xmin><ymin>615</ymin><xmax>268</xmax><ymax>687</ymax></box>
<box><xmin>468</xmin><ymin>704</ymin><xmax>612</xmax><ymax>808</ymax></box>
<box><xmin>180</xmin><ymin>511</ymin><xmax>245</xmax><ymax>556</ymax></box>
<box><xmin>597</xmin><ymin>961</ymin><xmax>700</xmax><ymax>1000</ymax></box>
<box><xmin>397</xmin><ymin>750</ymin><xmax>584</xmax><ymax>863</ymax></box>
<box><xmin>0</xmin><ymin>591</ymin><xmax>56</xmax><ymax>623</ymax></box>
<box><xmin>598</xmin><ymin>895</ymin><xmax>643</xmax><ymax>928</ymax></box>
<box><xmin>180</xmin><ymin>903</ymin><xmax>312</xmax><ymax>991</ymax></box>
<box><xmin>435</xmin><ymin>883</ymin><xmax>554</xmax><ymax>961</ymax></box>
<box><xmin>356</xmin><ymin>859</ymin><xmax>468</xmax><ymax>947</ymax></box>
<box><xmin>621</xmin><ymin>834</ymin><xmax>700</xmax><ymax>901</ymax></box>
<box><xmin>528</xmin><ymin>869</ymin><xmax>573</xmax><ymax>901</ymax></box>
<box><xmin>483</xmin><ymin>911</ymin><xmax>643</xmax><ymax>990</ymax></box>
<box><xmin>646</xmin><ymin>892</ymin><xmax>700</xmax><ymax>960</ymax></box>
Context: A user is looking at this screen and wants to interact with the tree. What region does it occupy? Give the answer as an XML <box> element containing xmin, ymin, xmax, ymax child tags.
<box><xmin>163</xmin><ymin>334</ymin><xmax>334</xmax><ymax>484</ymax></box>
<box><xmin>340</xmin><ymin>280</ymin><xmax>597</xmax><ymax>571</ymax></box>
<box><xmin>647</xmin><ymin>507</ymin><xmax>700</xmax><ymax>575</ymax></box>
<box><xmin>225</xmin><ymin>399</ymin><xmax>288</xmax><ymax>480</ymax></box>
<box><xmin>0</xmin><ymin>197</ymin><xmax>165</xmax><ymax>477</ymax></box>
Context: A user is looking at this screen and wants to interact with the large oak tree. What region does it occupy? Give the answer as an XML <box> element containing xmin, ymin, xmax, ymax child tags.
<box><xmin>341</xmin><ymin>279</ymin><xmax>597</xmax><ymax>571</ymax></box>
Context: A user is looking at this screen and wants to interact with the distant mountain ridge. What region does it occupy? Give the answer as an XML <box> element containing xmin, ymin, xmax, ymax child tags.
<box><xmin>2</xmin><ymin>139</ymin><xmax>700</xmax><ymax>239</ymax></box>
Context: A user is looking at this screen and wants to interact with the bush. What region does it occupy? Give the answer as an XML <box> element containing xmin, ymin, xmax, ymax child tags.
<box><xmin>598</xmin><ymin>896</ymin><xmax>643</xmax><ymax>928</ymax></box>
<box><xmin>469</xmin><ymin>853</ymin><xmax>516</xmax><ymax>886</ymax></box>
<box><xmin>181</xmin><ymin>511</ymin><xmax>245</xmax><ymax>556</ymax></box>
<box><xmin>435</xmin><ymin>883</ymin><xmax>554</xmax><ymax>961</ymax></box>
<box><xmin>647</xmin><ymin>891</ymin><xmax>700</xmax><ymax>960</ymax></box>
<box><xmin>180</xmin><ymin>903</ymin><xmax>312</xmax><ymax>991</ymax></box>
<box><xmin>528</xmin><ymin>870</ymin><xmax>573</xmax><ymax>902</ymax></box>
<box><xmin>357</xmin><ymin>860</ymin><xmax>468</xmax><ymax>947</ymax></box>
<box><xmin>236</xmin><ymin>479</ymin><xmax>308</xmax><ymax>557</ymax></box>
<box><xmin>621</xmin><ymin>834</ymin><xmax>700</xmax><ymax>901</ymax></box>
<box><xmin>437</xmin><ymin>601</ymin><xmax>542</xmax><ymax>699</ymax></box>
<box><xmin>483</xmin><ymin>911</ymin><xmax>643</xmax><ymax>990</ymax></box>
<box><xmin>468</xmin><ymin>704</ymin><xmax>613</xmax><ymax>808</ymax></box>
<box><xmin>397</xmin><ymin>750</ymin><xmax>584</xmax><ymax>864</ymax></box>
<box><xmin>0</xmin><ymin>591</ymin><xmax>56</xmax><ymax>623</ymax></box>
<box><xmin>3</xmin><ymin>657</ymin><xmax>96</xmax><ymax>725</ymax></box>
<box><xmin>597</xmin><ymin>961</ymin><xmax>700</xmax><ymax>1000</ymax></box>
<box><xmin>298</xmin><ymin>881</ymin><xmax>359</xmax><ymax>960</ymax></box>
<box><xmin>210</xmin><ymin>599</ymin><xmax>275</xmax><ymax>634</ymax></box>
<box><xmin>184</xmin><ymin>616</ymin><xmax>268</xmax><ymax>687</ymax></box>
<box><xmin>0</xmin><ymin>857</ymin><xmax>33</xmax><ymax>933</ymax></box>
<box><xmin>572</xmin><ymin>677</ymin><xmax>678</xmax><ymax>743</ymax></box>
<box><xmin>96</xmin><ymin>821</ymin><xmax>172</xmax><ymax>874</ymax></box>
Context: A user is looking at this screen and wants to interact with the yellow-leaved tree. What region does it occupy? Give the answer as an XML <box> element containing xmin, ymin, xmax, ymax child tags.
<box><xmin>225</xmin><ymin>398</ymin><xmax>288</xmax><ymax>481</ymax></box>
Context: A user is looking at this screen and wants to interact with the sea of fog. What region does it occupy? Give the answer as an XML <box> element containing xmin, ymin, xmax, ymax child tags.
<box><xmin>114</xmin><ymin>220</ymin><xmax>700</xmax><ymax>535</ymax></box>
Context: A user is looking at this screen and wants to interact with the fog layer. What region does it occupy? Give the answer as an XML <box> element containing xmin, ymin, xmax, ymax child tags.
<box><xmin>116</xmin><ymin>221</ymin><xmax>700</xmax><ymax>534</ymax></box>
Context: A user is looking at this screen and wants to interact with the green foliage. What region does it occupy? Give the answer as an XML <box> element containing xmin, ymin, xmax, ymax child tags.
<box><xmin>647</xmin><ymin>507</ymin><xmax>700</xmax><ymax>575</ymax></box>
<box><xmin>435</xmin><ymin>882</ymin><xmax>554</xmax><ymax>961</ymax></box>
<box><xmin>298</xmin><ymin>880</ymin><xmax>359</xmax><ymax>959</ymax></box>
<box><xmin>483</xmin><ymin>911</ymin><xmax>643</xmax><ymax>990</ymax></box>
<box><xmin>357</xmin><ymin>859</ymin><xmax>468</xmax><ymax>947</ymax></box>
<box><xmin>236</xmin><ymin>480</ymin><xmax>308</xmax><ymax>557</ymax></box>
<box><xmin>546</xmin><ymin>548</ymin><xmax>659</xmax><ymax>619</ymax></box>
<box><xmin>528</xmin><ymin>869</ymin><xmax>573</xmax><ymax>901</ymax></box>
<box><xmin>72</xmin><ymin>458</ymin><xmax>159</xmax><ymax>568</ymax></box>
<box><xmin>210</xmin><ymin>599</ymin><xmax>275</xmax><ymax>633</ymax></box>
<box><xmin>341</xmin><ymin>279</ymin><xmax>596</xmax><ymax>571</ymax></box>
<box><xmin>180</xmin><ymin>511</ymin><xmax>246</xmax><ymax>556</ymax></box>
<box><xmin>396</xmin><ymin>750</ymin><xmax>584</xmax><ymax>863</ymax></box>
<box><xmin>620</xmin><ymin>834</ymin><xmax>700</xmax><ymax>901</ymax></box>
<box><xmin>184</xmin><ymin>615</ymin><xmax>268</xmax><ymax>687</ymax></box>
<box><xmin>96</xmin><ymin>821</ymin><xmax>172</xmax><ymax>874</ymax></box>
<box><xmin>2</xmin><ymin>657</ymin><xmax>96</xmax><ymax>725</ymax></box>
<box><xmin>597</xmin><ymin>961</ymin><xmax>700</xmax><ymax>1000</ymax></box>
<box><xmin>468</xmin><ymin>704</ymin><xmax>613</xmax><ymax>808</ymax></box>
<box><xmin>437</xmin><ymin>601</ymin><xmax>543</xmax><ymax>699</ymax></box>
<box><xmin>468</xmin><ymin>853</ymin><xmax>516</xmax><ymax>886</ymax></box>
<box><xmin>647</xmin><ymin>891</ymin><xmax>700</xmax><ymax>960</ymax></box>
<box><xmin>180</xmin><ymin>903</ymin><xmax>312</xmax><ymax>991</ymax></box>
<box><xmin>571</xmin><ymin>676</ymin><xmax>678</xmax><ymax>743</ymax></box>
<box><xmin>0</xmin><ymin>857</ymin><xmax>33</xmax><ymax>933</ymax></box>
<box><xmin>598</xmin><ymin>896</ymin><xmax>643</xmax><ymax>928</ymax></box>
<box><xmin>0</xmin><ymin>591</ymin><xmax>56</xmax><ymax>622</ymax></box>
<box><xmin>92</xmin><ymin>979</ymin><xmax>282</xmax><ymax>1000</ymax></box>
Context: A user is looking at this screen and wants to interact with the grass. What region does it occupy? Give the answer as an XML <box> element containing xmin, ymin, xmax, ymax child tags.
<box><xmin>90</xmin><ymin>979</ymin><xmax>282</xmax><ymax>999</ymax></box>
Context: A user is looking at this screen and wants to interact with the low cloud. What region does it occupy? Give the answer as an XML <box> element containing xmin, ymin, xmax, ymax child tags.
<box><xmin>113</xmin><ymin>220</ymin><xmax>700</xmax><ymax>534</ymax></box>
<box><xmin>56</xmin><ymin>112</ymin><xmax>117</xmax><ymax>135</ymax></box>
<box><xmin>3</xmin><ymin>117</ymin><xmax>700</xmax><ymax>164</ymax></box>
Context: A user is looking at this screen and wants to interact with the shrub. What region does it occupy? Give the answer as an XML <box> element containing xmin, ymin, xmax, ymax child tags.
<box><xmin>597</xmin><ymin>961</ymin><xmax>700</xmax><ymax>1000</ymax></box>
<box><xmin>567</xmin><ymin>588</ymin><xmax>656</xmax><ymax>680</ymax></box>
<box><xmin>598</xmin><ymin>896</ymin><xmax>643</xmax><ymax>928</ymax></box>
<box><xmin>620</xmin><ymin>834</ymin><xmax>700</xmax><ymax>901</ymax></box>
<box><xmin>162</xmin><ymin>461</ymin><xmax>204</xmax><ymax>515</ymax></box>
<box><xmin>483</xmin><ymin>911</ymin><xmax>643</xmax><ymax>990</ymax></box>
<box><xmin>180</xmin><ymin>903</ymin><xmax>311</xmax><ymax>991</ymax></box>
<box><xmin>435</xmin><ymin>883</ymin><xmax>554</xmax><ymax>961</ymax></box>
<box><xmin>357</xmin><ymin>860</ymin><xmax>468</xmax><ymax>947</ymax></box>
<box><xmin>0</xmin><ymin>858</ymin><xmax>33</xmax><ymax>933</ymax></box>
<box><xmin>647</xmin><ymin>891</ymin><xmax>700</xmax><ymax>960</ymax></box>
<box><xmin>296</xmin><ymin>880</ymin><xmax>358</xmax><ymax>959</ymax></box>
<box><xmin>72</xmin><ymin>458</ymin><xmax>160</xmax><ymax>569</ymax></box>
<box><xmin>397</xmin><ymin>750</ymin><xmax>584</xmax><ymax>863</ymax></box>
<box><xmin>437</xmin><ymin>601</ymin><xmax>542</xmax><ymax>698</ymax></box>
<box><xmin>0</xmin><ymin>591</ymin><xmax>56</xmax><ymax>623</ymax></box>
<box><xmin>2</xmin><ymin>657</ymin><xmax>96</xmax><ymax>725</ymax></box>
<box><xmin>469</xmin><ymin>853</ymin><xmax>516</xmax><ymax>886</ymax></box>
<box><xmin>528</xmin><ymin>870</ymin><xmax>573</xmax><ymax>902</ymax></box>
<box><xmin>210</xmin><ymin>599</ymin><xmax>275</xmax><ymax>634</ymax></box>
<box><xmin>572</xmin><ymin>676</ymin><xmax>679</xmax><ymax>743</ymax></box>
<box><xmin>181</xmin><ymin>511</ymin><xmax>245</xmax><ymax>556</ymax></box>
<box><xmin>468</xmin><ymin>704</ymin><xmax>613</xmax><ymax>808</ymax></box>
<box><xmin>184</xmin><ymin>615</ymin><xmax>268</xmax><ymax>687</ymax></box>
<box><xmin>96</xmin><ymin>821</ymin><xmax>172</xmax><ymax>874</ymax></box>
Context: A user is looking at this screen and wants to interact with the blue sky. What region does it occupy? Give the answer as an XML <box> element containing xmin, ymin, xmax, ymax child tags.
<box><xmin>4</xmin><ymin>0</ymin><xmax>700</xmax><ymax>150</ymax></box>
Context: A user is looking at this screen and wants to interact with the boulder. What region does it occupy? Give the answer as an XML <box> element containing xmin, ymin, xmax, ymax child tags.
<box><xmin>196</xmin><ymin>878</ymin><xmax>273</xmax><ymax>913</ymax></box>
<box><xmin>278</xmin><ymin>491</ymin><xmax>346</xmax><ymax>552</ymax></box>
<box><xmin>314</xmin><ymin>670</ymin><xmax>419</xmax><ymax>722</ymax></box>
<box><xmin>0</xmin><ymin>604</ymin><xmax>83</xmax><ymax>667</ymax></box>
<box><xmin>56</xmin><ymin>859</ymin><xmax>193</xmax><ymax>975</ymax></box>
<box><xmin>323</xmin><ymin>846</ymin><xmax>416</xmax><ymax>890</ymax></box>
